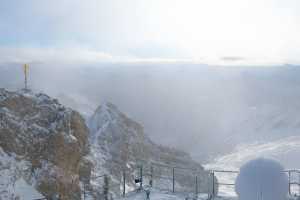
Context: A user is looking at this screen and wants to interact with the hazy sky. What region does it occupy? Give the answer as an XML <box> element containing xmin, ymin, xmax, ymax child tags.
<box><xmin>1</xmin><ymin>0</ymin><xmax>300</xmax><ymax>65</ymax></box>
<box><xmin>1</xmin><ymin>63</ymin><xmax>300</xmax><ymax>161</ymax></box>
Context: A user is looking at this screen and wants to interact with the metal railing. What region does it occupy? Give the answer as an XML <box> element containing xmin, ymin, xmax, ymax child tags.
<box><xmin>284</xmin><ymin>169</ymin><xmax>300</xmax><ymax>196</ymax></box>
<box><xmin>209</xmin><ymin>170</ymin><xmax>239</xmax><ymax>197</ymax></box>
<box><xmin>128</xmin><ymin>162</ymin><xmax>214</xmax><ymax>198</ymax></box>
<box><xmin>209</xmin><ymin>169</ymin><xmax>300</xmax><ymax>198</ymax></box>
<box><xmin>32</xmin><ymin>167</ymin><xmax>300</xmax><ymax>199</ymax></box>
<box><xmin>82</xmin><ymin>174</ymin><xmax>121</xmax><ymax>200</ymax></box>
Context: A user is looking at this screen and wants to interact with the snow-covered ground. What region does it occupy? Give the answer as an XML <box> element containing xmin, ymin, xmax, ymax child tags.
<box><xmin>13</xmin><ymin>178</ymin><xmax>44</xmax><ymax>200</ymax></box>
<box><xmin>120</xmin><ymin>135</ymin><xmax>300</xmax><ymax>200</ymax></box>
<box><xmin>204</xmin><ymin>136</ymin><xmax>300</xmax><ymax>197</ymax></box>
<box><xmin>0</xmin><ymin>147</ymin><xmax>44</xmax><ymax>200</ymax></box>
<box><xmin>119</xmin><ymin>188</ymin><xmax>235</xmax><ymax>200</ymax></box>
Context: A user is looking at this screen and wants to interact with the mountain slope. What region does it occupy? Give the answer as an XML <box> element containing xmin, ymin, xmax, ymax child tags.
<box><xmin>88</xmin><ymin>102</ymin><xmax>214</xmax><ymax>195</ymax></box>
<box><xmin>0</xmin><ymin>89</ymin><xmax>90</xmax><ymax>200</ymax></box>
<box><xmin>0</xmin><ymin>88</ymin><xmax>215</xmax><ymax>199</ymax></box>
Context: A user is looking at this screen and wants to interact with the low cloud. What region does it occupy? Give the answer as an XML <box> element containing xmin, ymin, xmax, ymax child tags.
<box><xmin>0</xmin><ymin>47</ymin><xmax>113</xmax><ymax>64</ymax></box>
<box><xmin>0</xmin><ymin>46</ymin><xmax>196</xmax><ymax>65</ymax></box>
<box><xmin>0</xmin><ymin>46</ymin><xmax>289</xmax><ymax>66</ymax></box>
<box><xmin>221</xmin><ymin>56</ymin><xmax>245</xmax><ymax>62</ymax></box>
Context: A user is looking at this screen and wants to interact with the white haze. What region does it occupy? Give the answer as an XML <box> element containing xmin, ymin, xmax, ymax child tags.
<box><xmin>1</xmin><ymin>63</ymin><xmax>300</xmax><ymax>162</ymax></box>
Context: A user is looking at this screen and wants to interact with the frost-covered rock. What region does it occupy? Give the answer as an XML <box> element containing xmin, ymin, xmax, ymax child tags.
<box><xmin>88</xmin><ymin>102</ymin><xmax>214</xmax><ymax>196</ymax></box>
<box><xmin>0</xmin><ymin>147</ymin><xmax>44</xmax><ymax>200</ymax></box>
<box><xmin>0</xmin><ymin>88</ymin><xmax>215</xmax><ymax>199</ymax></box>
<box><xmin>0</xmin><ymin>88</ymin><xmax>90</xmax><ymax>200</ymax></box>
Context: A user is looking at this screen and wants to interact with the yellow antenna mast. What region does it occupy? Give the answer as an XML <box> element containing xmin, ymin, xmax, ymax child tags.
<box><xmin>23</xmin><ymin>64</ymin><xmax>29</xmax><ymax>90</ymax></box>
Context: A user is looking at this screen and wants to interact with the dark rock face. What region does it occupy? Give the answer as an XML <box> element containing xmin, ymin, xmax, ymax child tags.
<box><xmin>0</xmin><ymin>89</ymin><xmax>90</xmax><ymax>199</ymax></box>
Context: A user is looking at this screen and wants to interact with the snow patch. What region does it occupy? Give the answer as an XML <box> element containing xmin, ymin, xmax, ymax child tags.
<box><xmin>0</xmin><ymin>147</ymin><xmax>45</xmax><ymax>200</ymax></box>
<box><xmin>14</xmin><ymin>178</ymin><xmax>44</xmax><ymax>200</ymax></box>
<box><xmin>205</xmin><ymin>136</ymin><xmax>300</xmax><ymax>197</ymax></box>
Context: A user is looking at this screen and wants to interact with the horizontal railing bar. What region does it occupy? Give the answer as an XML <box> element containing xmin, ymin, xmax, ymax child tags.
<box><xmin>212</xmin><ymin>170</ymin><xmax>239</xmax><ymax>173</ymax></box>
<box><xmin>150</xmin><ymin>162</ymin><xmax>198</xmax><ymax>171</ymax></box>
<box><xmin>290</xmin><ymin>182</ymin><xmax>300</xmax><ymax>185</ymax></box>
<box><xmin>91</xmin><ymin>174</ymin><xmax>106</xmax><ymax>179</ymax></box>
<box><xmin>218</xmin><ymin>183</ymin><xmax>235</xmax><ymax>186</ymax></box>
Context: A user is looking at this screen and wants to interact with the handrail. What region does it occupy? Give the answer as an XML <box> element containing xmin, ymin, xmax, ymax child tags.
<box><xmin>212</xmin><ymin>170</ymin><xmax>239</xmax><ymax>173</ymax></box>
<box><xmin>32</xmin><ymin>168</ymin><xmax>300</xmax><ymax>200</ymax></box>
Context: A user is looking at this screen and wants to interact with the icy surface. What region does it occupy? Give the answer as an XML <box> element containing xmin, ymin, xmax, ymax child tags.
<box><xmin>0</xmin><ymin>147</ymin><xmax>44</xmax><ymax>200</ymax></box>
<box><xmin>14</xmin><ymin>178</ymin><xmax>44</xmax><ymax>200</ymax></box>
<box><xmin>205</xmin><ymin>136</ymin><xmax>300</xmax><ymax>196</ymax></box>
<box><xmin>118</xmin><ymin>188</ymin><xmax>235</xmax><ymax>200</ymax></box>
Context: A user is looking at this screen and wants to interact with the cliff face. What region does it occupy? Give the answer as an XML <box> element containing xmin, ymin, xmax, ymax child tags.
<box><xmin>88</xmin><ymin>102</ymin><xmax>214</xmax><ymax>194</ymax></box>
<box><xmin>0</xmin><ymin>89</ymin><xmax>215</xmax><ymax>199</ymax></box>
<box><xmin>0</xmin><ymin>89</ymin><xmax>90</xmax><ymax>200</ymax></box>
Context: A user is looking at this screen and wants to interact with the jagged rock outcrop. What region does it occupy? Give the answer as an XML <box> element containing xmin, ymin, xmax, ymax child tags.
<box><xmin>88</xmin><ymin>102</ymin><xmax>216</xmax><ymax>195</ymax></box>
<box><xmin>0</xmin><ymin>89</ymin><xmax>216</xmax><ymax>199</ymax></box>
<box><xmin>0</xmin><ymin>89</ymin><xmax>90</xmax><ymax>200</ymax></box>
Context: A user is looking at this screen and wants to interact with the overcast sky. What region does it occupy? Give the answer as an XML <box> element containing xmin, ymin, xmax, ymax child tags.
<box><xmin>1</xmin><ymin>1</ymin><xmax>300</xmax><ymax>160</ymax></box>
<box><xmin>1</xmin><ymin>0</ymin><xmax>300</xmax><ymax>65</ymax></box>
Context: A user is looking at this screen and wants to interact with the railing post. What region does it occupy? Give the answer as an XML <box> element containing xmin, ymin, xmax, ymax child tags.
<box><xmin>150</xmin><ymin>165</ymin><xmax>153</xmax><ymax>187</ymax></box>
<box><xmin>172</xmin><ymin>167</ymin><xmax>175</xmax><ymax>193</ymax></box>
<box><xmin>123</xmin><ymin>170</ymin><xmax>126</xmax><ymax>197</ymax></box>
<box><xmin>212</xmin><ymin>171</ymin><xmax>215</xmax><ymax>198</ymax></box>
<box><xmin>298</xmin><ymin>172</ymin><xmax>300</xmax><ymax>196</ymax></box>
<box><xmin>140</xmin><ymin>165</ymin><xmax>143</xmax><ymax>189</ymax></box>
<box><xmin>195</xmin><ymin>175</ymin><xmax>198</xmax><ymax>198</ymax></box>
<box><xmin>288</xmin><ymin>171</ymin><xmax>291</xmax><ymax>195</ymax></box>
<box><xmin>103</xmin><ymin>175</ymin><xmax>109</xmax><ymax>200</ymax></box>
<box><xmin>83</xmin><ymin>183</ymin><xmax>86</xmax><ymax>200</ymax></box>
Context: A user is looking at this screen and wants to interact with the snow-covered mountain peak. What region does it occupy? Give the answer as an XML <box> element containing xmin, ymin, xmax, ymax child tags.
<box><xmin>0</xmin><ymin>89</ymin><xmax>214</xmax><ymax>199</ymax></box>
<box><xmin>95</xmin><ymin>102</ymin><xmax>121</xmax><ymax>121</ymax></box>
<box><xmin>88</xmin><ymin>101</ymin><xmax>143</xmax><ymax>140</ymax></box>
<box><xmin>86</xmin><ymin>101</ymin><xmax>214</xmax><ymax>196</ymax></box>
<box><xmin>88</xmin><ymin>102</ymin><xmax>119</xmax><ymax>133</ymax></box>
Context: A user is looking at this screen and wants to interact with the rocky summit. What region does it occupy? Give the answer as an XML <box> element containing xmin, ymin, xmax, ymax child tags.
<box><xmin>0</xmin><ymin>89</ymin><xmax>215</xmax><ymax>200</ymax></box>
<box><xmin>88</xmin><ymin>102</ymin><xmax>214</xmax><ymax>196</ymax></box>
<box><xmin>0</xmin><ymin>89</ymin><xmax>90</xmax><ymax>200</ymax></box>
